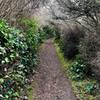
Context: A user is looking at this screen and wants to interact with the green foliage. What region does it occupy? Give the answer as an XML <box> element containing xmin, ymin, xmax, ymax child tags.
<box><xmin>54</xmin><ymin>28</ymin><xmax>63</xmax><ymax>50</ymax></box>
<box><xmin>43</xmin><ymin>25</ymin><xmax>55</xmax><ymax>39</ymax></box>
<box><xmin>0</xmin><ymin>18</ymin><xmax>44</xmax><ymax>99</ymax></box>
<box><xmin>0</xmin><ymin>76</ymin><xmax>20</xmax><ymax>99</ymax></box>
<box><xmin>55</xmin><ymin>26</ymin><xmax>84</xmax><ymax>59</ymax></box>
<box><xmin>85</xmin><ymin>83</ymin><xmax>95</xmax><ymax>95</ymax></box>
<box><xmin>21</xmin><ymin>18</ymin><xmax>44</xmax><ymax>74</ymax></box>
<box><xmin>54</xmin><ymin>29</ymin><xmax>61</xmax><ymax>42</ymax></box>
<box><xmin>55</xmin><ymin>43</ymin><xmax>100</xmax><ymax>100</ymax></box>
<box><xmin>70</xmin><ymin>56</ymin><xmax>87</xmax><ymax>80</ymax></box>
<box><xmin>0</xmin><ymin>21</ymin><xmax>20</xmax><ymax>70</ymax></box>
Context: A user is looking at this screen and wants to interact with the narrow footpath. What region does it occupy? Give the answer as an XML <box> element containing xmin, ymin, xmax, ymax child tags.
<box><xmin>34</xmin><ymin>39</ymin><xmax>76</xmax><ymax>100</ymax></box>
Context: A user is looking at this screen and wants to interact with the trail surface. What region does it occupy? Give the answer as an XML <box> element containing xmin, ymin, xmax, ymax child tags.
<box><xmin>35</xmin><ymin>39</ymin><xmax>76</xmax><ymax>100</ymax></box>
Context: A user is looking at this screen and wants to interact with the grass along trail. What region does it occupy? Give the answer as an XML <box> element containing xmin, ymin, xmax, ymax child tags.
<box><xmin>33</xmin><ymin>39</ymin><xmax>76</xmax><ymax>100</ymax></box>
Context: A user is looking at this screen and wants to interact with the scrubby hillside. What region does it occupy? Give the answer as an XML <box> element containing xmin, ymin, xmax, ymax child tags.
<box><xmin>0</xmin><ymin>0</ymin><xmax>100</xmax><ymax>100</ymax></box>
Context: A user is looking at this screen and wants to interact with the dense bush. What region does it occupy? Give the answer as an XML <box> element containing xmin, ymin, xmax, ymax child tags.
<box><xmin>0</xmin><ymin>20</ymin><xmax>20</xmax><ymax>74</ymax></box>
<box><xmin>85</xmin><ymin>82</ymin><xmax>96</xmax><ymax>95</ymax></box>
<box><xmin>60</xmin><ymin>25</ymin><xmax>84</xmax><ymax>59</ymax></box>
<box><xmin>54</xmin><ymin>27</ymin><xmax>61</xmax><ymax>44</ymax></box>
<box><xmin>43</xmin><ymin>25</ymin><xmax>55</xmax><ymax>39</ymax></box>
<box><xmin>20</xmin><ymin>18</ymin><xmax>44</xmax><ymax>74</ymax></box>
<box><xmin>0</xmin><ymin>18</ymin><xmax>44</xmax><ymax>99</ymax></box>
<box><xmin>70</xmin><ymin>55</ymin><xmax>88</xmax><ymax>80</ymax></box>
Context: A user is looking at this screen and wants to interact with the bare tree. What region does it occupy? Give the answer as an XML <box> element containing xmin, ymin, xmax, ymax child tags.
<box><xmin>0</xmin><ymin>0</ymin><xmax>44</xmax><ymax>25</ymax></box>
<box><xmin>53</xmin><ymin>0</ymin><xmax>100</xmax><ymax>32</ymax></box>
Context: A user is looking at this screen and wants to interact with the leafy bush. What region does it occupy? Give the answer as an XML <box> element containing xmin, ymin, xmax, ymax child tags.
<box><xmin>0</xmin><ymin>21</ymin><xmax>20</xmax><ymax>74</ymax></box>
<box><xmin>85</xmin><ymin>83</ymin><xmax>96</xmax><ymax>95</ymax></box>
<box><xmin>43</xmin><ymin>25</ymin><xmax>55</xmax><ymax>39</ymax></box>
<box><xmin>21</xmin><ymin>18</ymin><xmax>45</xmax><ymax>73</ymax></box>
<box><xmin>60</xmin><ymin>25</ymin><xmax>84</xmax><ymax>59</ymax></box>
<box><xmin>70</xmin><ymin>55</ymin><xmax>88</xmax><ymax>80</ymax></box>
<box><xmin>54</xmin><ymin>27</ymin><xmax>62</xmax><ymax>48</ymax></box>
<box><xmin>0</xmin><ymin>18</ymin><xmax>44</xmax><ymax>99</ymax></box>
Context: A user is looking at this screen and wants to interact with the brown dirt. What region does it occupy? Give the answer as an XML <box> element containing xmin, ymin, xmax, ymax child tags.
<box><xmin>34</xmin><ymin>39</ymin><xmax>76</xmax><ymax>100</ymax></box>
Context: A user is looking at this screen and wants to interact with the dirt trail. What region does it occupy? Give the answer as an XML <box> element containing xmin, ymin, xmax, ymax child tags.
<box><xmin>34</xmin><ymin>39</ymin><xmax>76</xmax><ymax>100</ymax></box>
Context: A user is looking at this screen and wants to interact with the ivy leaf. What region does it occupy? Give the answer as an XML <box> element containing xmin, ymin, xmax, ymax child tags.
<box><xmin>5</xmin><ymin>95</ymin><xmax>9</xmax><ymax>99</ymax></box>
<box><xmin>0</xmin><ymin>94</ymin><xmax>3</xmax><ymax>98</ymax></box>
<box><xmin>12</xmin><ymin>92</ymin><xmax>19</xmax><ymax>97</ymax></box>
<box><xmin>1</xmin><ymin>60</ymin><xmax>5</xmax><ymax>64</ymax></box>
<box><xmin>0</xmin><ymin>78</ymin><xmax>4</xmax><ymax>84</ymax></box>
<box><xmin>5</xmin><ymin>57</ymin><xmax>9</xmax><ymax>63</ymax></box>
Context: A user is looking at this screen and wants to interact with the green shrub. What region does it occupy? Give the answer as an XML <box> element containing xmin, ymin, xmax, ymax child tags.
<box><xmin>21</xmin><ymin>18</ymin><xmax>44</xmax><ymax>74</ymax></box>
<box><xmin>54</xmin><ymin>28</ymin><xmax>61</xmax><ymax>41</ymax></box>
<box><xmin>0</xmin><ymin>18</ymin><xmax>44</xmax><ymax>99</ymax></box>
<box><xmin>85</xmin><ymin>83</ymin><xmax>95</xmax><ymax>95</ymax></box>
<box><xmin>0</xmin><ymin>21</ymin><xmax>20</xmax><ymax>74</ymax></box>
<box><xmin>54</xmin><ymin>27</ymin><xmax>63</xmax><ymax>49</ymax></box>
<box><xmin>59</xmin><ymin>25</ymin><xmax>84</xmax><ymax>59</ymax></box>
<box><xmin>43</xmin><ymin>25</ymin><xmax>55</xmax><ymax>39</ymax></box>
<box><xmin>70</xmin><ymin>55</ymin><xmax>87</xmax><ymax>80</ymax></box>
